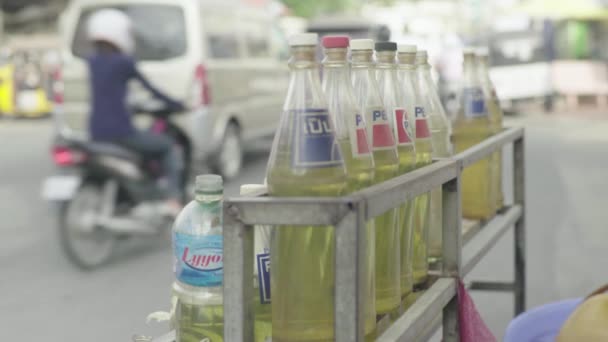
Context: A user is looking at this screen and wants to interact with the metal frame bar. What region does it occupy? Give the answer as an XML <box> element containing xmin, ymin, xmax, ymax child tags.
<box><xmin>513</xmin><ymin>136</ymin><xmax>526</xmax><ymax>314</ymax></box>
<box><xmin>147</xmin><ymin>127</ymin><xmax>525</xmax><ymax>342</ymax></box>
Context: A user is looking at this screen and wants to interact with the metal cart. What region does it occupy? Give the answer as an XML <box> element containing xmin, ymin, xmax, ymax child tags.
<box><xmin>150</xmin><ymin>126</ymin><xmax>525</xmax><ymax>342</ymax></box>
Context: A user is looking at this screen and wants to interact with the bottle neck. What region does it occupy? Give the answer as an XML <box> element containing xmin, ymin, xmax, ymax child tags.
<box><xmin>323</xmin><ymin>48</ymin><xmax>351</xmax><ymax>81</ymax></box>
<box><xmin>376</xmin><ymin>51</ymin><xmax>396</xmax><ymax>67</ymax></box>
<box><xmin>398</xmin><ymin>52</ymin><xmax>416</xmax><ymax>69</ymax></box>
<box><xmin>463</xmin><ymin>54</ymin><xmax>478</xmax><ymax>85</ymax></box>
<box><xmin>322</xmin><ymin>48</ymin><xmax>349</xmax><ymax>67</ymax></box>
<box><xmin>195</xmin><ymin>191</ymin><xmax>223</xmax><ymax>203</ymax></box>
<box><xmin>351</xmin><ymin>50</ymin><xmax>374</xmax><ymax>67</ymax></box>
<box><xmin>289</xmin><ymin>46</ymin><xmax>317</xmax><ymax>70</ymax></box>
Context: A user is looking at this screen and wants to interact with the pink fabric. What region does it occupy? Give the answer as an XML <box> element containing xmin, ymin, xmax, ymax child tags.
<box><xmin>458</xmin><ymin>280</ymin><xmax>496</xmax><ymax>342</ymax></box>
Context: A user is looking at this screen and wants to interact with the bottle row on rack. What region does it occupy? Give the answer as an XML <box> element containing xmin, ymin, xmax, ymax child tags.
<box><xmin>167</xmin><ymin>32</ymin><xmax>505</xmax><ymax>342</ymax></box>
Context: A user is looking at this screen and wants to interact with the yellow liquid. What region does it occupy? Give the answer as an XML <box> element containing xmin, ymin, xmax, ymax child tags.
<box><xmin>254</xmin><ymin>292</ymin><xmax>271</xmax><ymax>342</ymax></box>
<box><xmin>452</xmin><ymin>116</ymin><xmax>495</xmax><ymax>220</ymax></box>
<box><xmin>370</xmin><ymin>148</ymin><xmax>401</xmax><ymax>317</ymax></box>
<box><xmin>487</xmin><ymin>97</ymin><xmax>504</xmax><ymax>211</ymax></box>
<box><xmin>427</xmin><ymin>118</ymin><xmax>452</xmax><ymax>264</ymax></box>
<box><xmin>396</xmin><ymin>144</ymin><xmax>417</xmax><ymax>300</ymax></box>
<box><xmin>268</xmin><ymin>139</ymin><xmax>375</xmax><ymax>341</ymax></box>
<box><xmin>176</xmin><ymin>302</ymin><xmax>224</xmax><ymax>342</ymax></box>
<box><xmin>413</xmin><ymin>137</ymin><xmax>433</xmax><ymax>286</ymax></box>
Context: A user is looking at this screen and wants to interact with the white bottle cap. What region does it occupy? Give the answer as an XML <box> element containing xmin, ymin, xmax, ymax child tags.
<box><xmin>350</xmin><ymin>39</ymin><xmax>374</xmax><ymax>50</ymax></box>
<box><xmin>398</xmin><ymin>44</ymin><xmax>417</xmax><ymax>53</ymax></box>
<box><xmin>476</xmin><ymin>46</ymin><xmax>489</xmax><ymax>56</ymax></box>
<box><xmin>289</xmin><ymin>33</ymin><xmax>319</xmax><ymax>47</ymax></box>
<box><xmin>240</xmin><ymin>184</ymin><xmax>268</xmax><ymax>196</ymax></box>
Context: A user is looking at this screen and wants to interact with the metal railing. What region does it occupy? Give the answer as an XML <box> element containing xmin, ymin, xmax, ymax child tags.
<box><xmin>151</xmin><ymin>126</ymin><xmax>525</xmax><ymax>342</ymax></box>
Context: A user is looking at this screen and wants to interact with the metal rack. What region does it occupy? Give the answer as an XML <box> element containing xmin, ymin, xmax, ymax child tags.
<box><xmin>151</xmin><ymin>126</ymin><xmax>525</xmax><ymax>342</ymax></box>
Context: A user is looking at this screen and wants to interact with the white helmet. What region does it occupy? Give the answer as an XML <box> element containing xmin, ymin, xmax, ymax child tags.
<box><xmin>87</xmin><ymin>9</ymin><xmax>134</xmax><ymax>54</ymax></box>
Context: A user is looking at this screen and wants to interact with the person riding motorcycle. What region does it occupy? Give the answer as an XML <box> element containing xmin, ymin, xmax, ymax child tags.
<box><xmin>86</xmin><ymin>9</ymin><xmax>184</xmax><ymax>214</ymax></box>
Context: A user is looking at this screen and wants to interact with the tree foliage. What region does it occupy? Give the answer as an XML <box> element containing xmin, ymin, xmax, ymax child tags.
<box><xmin>280</xmin><ymin>0</ymin><xmax>358</xmax><ymax>18</ymax></box>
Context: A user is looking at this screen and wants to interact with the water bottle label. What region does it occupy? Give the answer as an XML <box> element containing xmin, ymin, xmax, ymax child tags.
<box><xmin>367</xmin><ymin>108</ymin><xmax>395</xmax><ymax>151</ymax></box>
<box><xmin>256</xmin><ymin>252</ymin><xmax>271</xmax><ymax>304</ymax></box>
<box><xmin>351</xmin><ymin>113</ymin><xmax>371</xmax><ymax>156</ymax></box>
<box><xmin>292</xmin><ymin>109</ymin><xmax>342</xmax><ymax>168</ymax></box>
<box><xmin>414</xmin><ymin>106</ymin><xmax>431</xmax><ymax>139</ymax></box>
<box><xmin>174</xmin><ymin>233</ymin><xmax>223</xmax><ymax>287</ymax></box>
<box><xmin>393</xmin><ymin>108</ymin><xmax>413</xmax><ymax>146</ymax></box>
<box><xmin>463</xmin><ymin>88</ymin><xmax>487</xmax><ymax>118</ymax></box>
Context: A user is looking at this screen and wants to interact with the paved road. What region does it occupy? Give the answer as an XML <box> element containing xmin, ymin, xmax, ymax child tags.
<box><xmin>1</xmin><ymin>113</ymin><xmax>607</xmax><ymax>341</ymax></box>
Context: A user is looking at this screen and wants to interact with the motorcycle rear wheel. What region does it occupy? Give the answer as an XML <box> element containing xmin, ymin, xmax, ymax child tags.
<box><xmin>59</xmin><ymin>184</ymin><xmax>116</xmax><ymax>270</ymax></box>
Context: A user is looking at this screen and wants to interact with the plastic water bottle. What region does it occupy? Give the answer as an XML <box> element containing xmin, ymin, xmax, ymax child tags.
<box><xmin>398</xmin><ymin>44</ymin><xmax>434</xmax><ymax>288</ymax></box>
<box><xmin>452</xmin><ymin>48</ymin><xmax>496</xmax><ymax>220</ymax></box>
<box><xmin>172</xmin><ymin>174</ymin><xmax>224</xmax><ymax>342</ymax></box>
<box><xmin>265</xmin><ymin>33</ymin><xmax>351</xmax><ymax>341</ymax></box>
<box><xmin>476</xmin><ymin>47</ymin><xmax>504</xmax><ymax>211</ymax></box>
<box><xmin>375</xmin><ymin>41</ymin><xmax>415</xmax><ymax>316</ymax></box>
<box><xmin>240</xmin><ymin>184</ymin><xmax>272</xmax><ymax>342</ymax></box>
<box><xmin>415</xmin><ymin>49</ymin><xmax>453</xmax><ymax>264</ymax></box>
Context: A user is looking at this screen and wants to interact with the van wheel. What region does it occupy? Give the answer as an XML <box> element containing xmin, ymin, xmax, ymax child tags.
<box><xmin>213</xmin><ymin>123</ymin><xmax>242</xmax><ymax>180</ymax></box>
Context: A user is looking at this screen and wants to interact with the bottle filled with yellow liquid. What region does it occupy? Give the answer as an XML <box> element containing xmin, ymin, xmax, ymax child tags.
<box><xmin>376</xmin><ymin>41</ymin><xmax>416</xmax><ymax>315</ymax></box>
<box><xmin>476</xmin><ymin>47</ymin><xmax>504</xmax><ymax>212</ymax></box>
<box><xmin>452</xmin><ymin>48</ymin><xmax>495</xmax><ymax>220</ymax></box>
<box><xmin>321</xmin><ymin>35</ymin><xmax>377</xmax><ymax>338</ymax></box>
<box><xmin>398</xmin><ymin>44</ymin><xmax>434</xmax><ymax>288</ymax></box>
<box><xmin>266</xmin><ymin>33</ymin><xmax>370</xmax><ymax>342</ymax></box>
<box><xmin>351</xmin><ymin>38</ymin><xmax>401</xmax><ymax>320</ymax></box>
<box><xmin>415</xmin><ymin>50</ymin><xmax>452</xmax><ymax>265</ymax></box>
<box><xmin>240</xmin><ymin>184</ymin><xmax>272</xmax><ymax>342</ymax></box>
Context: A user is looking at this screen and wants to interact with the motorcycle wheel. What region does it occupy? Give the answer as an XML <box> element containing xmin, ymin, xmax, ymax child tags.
<box><xmin>59</xmin><ymin>184</ymin><xmax>116</xmax><ymax>270</ymax></box>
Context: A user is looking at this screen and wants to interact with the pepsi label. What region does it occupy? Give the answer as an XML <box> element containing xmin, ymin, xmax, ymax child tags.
<box><xmin>367</xmin><ymin>108</ymin><xmax>395</xmax><ymax>151</ymax></box>
<box><xmin>414</xmin><ymin>106</ymin><xmax>431</xmax><ymax>139</ymax></box>
<box><xmin>292</xmin><ymin>109</ymin><xmax>342</xmax><ymax>168</ymax></box>
<box><xmin>462</xmin><ymin>88</ymin><xmax>487</xmax><ymax>118</ymax></box>
<box><xmin>256</xmin><ymin>252</ymin><xmax>271</xmax><ymax>304</ymax></box>
<box><xmin>393</xmin><ymin>108</ymin><xmax>413</xmax><ymax>146</ymax></box>
<box><xmin>351</xmin><ymin>113</ymin><xmax>371</xmax><ymax>157</ymax></box>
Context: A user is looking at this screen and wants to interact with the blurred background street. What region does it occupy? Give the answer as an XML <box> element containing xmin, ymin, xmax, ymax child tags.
<box><xmin>2</xmin><ymin>0</ymin><xmax>608</xmax><ymax>340</ymax></box>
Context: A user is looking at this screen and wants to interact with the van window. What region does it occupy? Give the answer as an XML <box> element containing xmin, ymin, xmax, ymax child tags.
<box><xmin>207</xmin><ymin>34</ymin><xmax>239</xmax><ymax>59</ymax></box>
<box><xmin>72</xmin><ymin>5</ymin><xmax>187</xmax><ymax>61</ymax></box>
<box><xmin>246</xmin><ymin>37</ymin><xmax>270</xmax><ymax>58</ymax></box>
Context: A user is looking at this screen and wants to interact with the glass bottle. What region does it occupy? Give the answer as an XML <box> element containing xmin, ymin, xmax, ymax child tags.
<box><xmin>398</xmin><ymin>44</ymin><xmax>433</xmax><ymax>288</ymax></box>
<box><xmin>351</xmin><ymin>38</ymin><xmax>400</xmax><ymax>320</ymax></box>
<box><xmin>375</xmin><ymin>41</ymin><xmax>416</xmax><ymax>315</ymax></box>
<box><xmin>415</xmin><ymin>49</ymin><xmax>453</xmax><ymax>265</ymax></box>
<box><xmin>265</xmin><ymin>33</ymin><xmax>349</xmax><ymax>342</ymax></box>
<box><xmin>452</xmin><ymin>48</ymin><xmax>495</xmax><ymax>220</ymax></box>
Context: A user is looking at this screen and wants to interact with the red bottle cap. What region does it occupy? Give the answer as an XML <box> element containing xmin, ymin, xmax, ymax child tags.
<box><xmin>322</xmin><ymin>35</ymin><xmax>350</xmax><ymax>49</ymax></box>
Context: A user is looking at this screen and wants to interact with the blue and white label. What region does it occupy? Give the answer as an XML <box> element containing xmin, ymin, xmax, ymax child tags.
<box><xmin>462</xmin><ymin>88</ymin><xmax>487</xmax><ymax>118</ymax></box>
<box><xmin>174</xmin><ymin>233</ymin><xmax>223</xmax><ymax>287</ymax></box>
<box><xmin>292</xmin><ymin>109</ymin><xmax>342</xmax><ymax>168</ymax></box>
<box><xmin>256</xmin><ymin>252</ymin><xmax>271</xmax><ymax>304</ymax></box>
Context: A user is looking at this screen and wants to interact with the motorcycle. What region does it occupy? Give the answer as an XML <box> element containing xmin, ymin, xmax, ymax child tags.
<box><xmin>42</xmin><ymin>102</ymin><xmax>192</xmax><ymax>269</ymax></box>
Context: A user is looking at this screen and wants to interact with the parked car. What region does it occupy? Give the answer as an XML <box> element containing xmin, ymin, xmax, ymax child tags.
<box><xmin>58</xmin><ymin>0</ymin><xmax>289</xmax><ymax>178</ymax></box>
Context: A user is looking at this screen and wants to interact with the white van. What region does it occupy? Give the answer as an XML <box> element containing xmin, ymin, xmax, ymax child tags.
<box><xmin>58</xmin><ymin>0</ymin><xmax>289</xmax><ymax>178</ymax></box>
